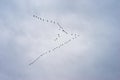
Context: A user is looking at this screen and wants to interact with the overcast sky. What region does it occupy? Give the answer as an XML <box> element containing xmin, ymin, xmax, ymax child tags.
<box><xmin>0</xmin><ymin>0</ymin><xmax>120</xmax><ymax>80</ymax></box>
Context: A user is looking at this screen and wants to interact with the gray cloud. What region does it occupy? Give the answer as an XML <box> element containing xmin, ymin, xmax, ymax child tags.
<box><xmin>0</xmin><ymin>0</ymin><xmax>120</xmax><ymax>80</ymax></box>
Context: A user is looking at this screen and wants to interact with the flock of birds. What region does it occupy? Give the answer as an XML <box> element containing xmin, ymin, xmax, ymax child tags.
<box><xmin>33</xmin><ymin>15</ymin><xmax>68</xmax><ymax>34</ymax></box>
<box><xmin>29</xmin><ymin>15</ymin><xmax>80</xmax><ymax>66</ymax></box>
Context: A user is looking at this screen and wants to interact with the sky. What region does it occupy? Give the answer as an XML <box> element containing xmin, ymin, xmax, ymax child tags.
<box><xmin>0</xmin><ymin>0</ymin><xmax>120</xmax><ymax>80</ymax></box>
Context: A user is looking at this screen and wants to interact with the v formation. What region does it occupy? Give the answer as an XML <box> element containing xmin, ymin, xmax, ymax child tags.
<box><xmin>29</xmin><ymin>14</ymin><xmax>80</xmax><ymax>66</ymax></box>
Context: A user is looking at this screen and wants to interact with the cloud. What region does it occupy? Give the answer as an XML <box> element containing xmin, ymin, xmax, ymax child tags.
<box><xmin>0</xmin><ymin>0</ymin><xmax>120</xmax><ymax>80</ymax></box>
